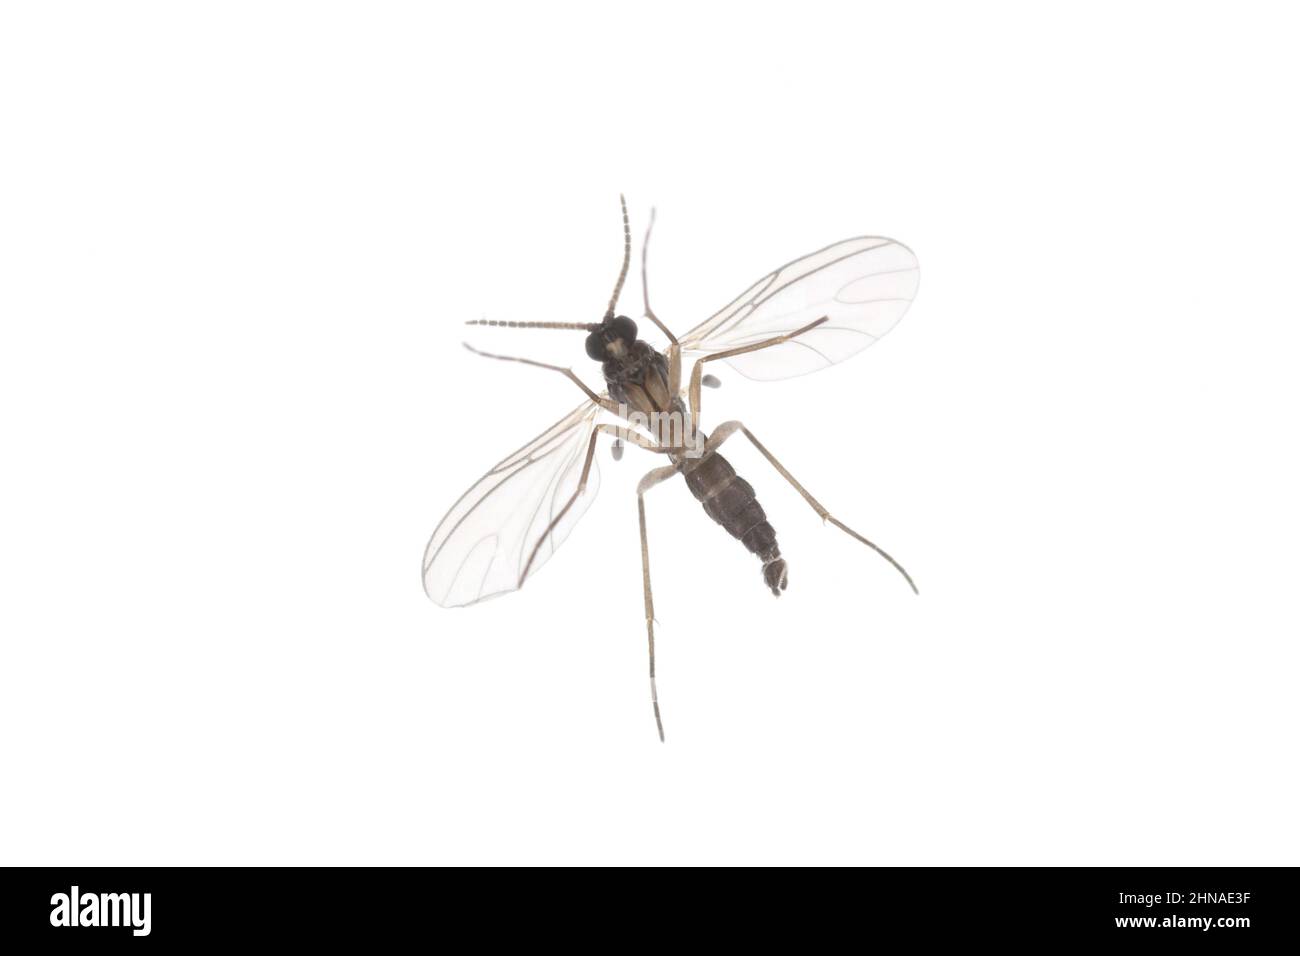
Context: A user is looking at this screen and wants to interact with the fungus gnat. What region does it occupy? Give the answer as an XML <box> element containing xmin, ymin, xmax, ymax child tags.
<box><xmin>423</xmin><ymin>198</ymin><xmax>919</xmax><ymax>741</ymax></box>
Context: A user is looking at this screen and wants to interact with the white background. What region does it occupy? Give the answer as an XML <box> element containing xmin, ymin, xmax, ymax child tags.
<box><xmin>2</xmin><ymin>2</ymin><xmax>1297</xmax><ymax>866</ymax></box>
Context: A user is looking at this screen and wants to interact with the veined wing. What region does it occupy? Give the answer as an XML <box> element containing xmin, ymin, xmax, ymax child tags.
<box><xmin>679</xmin><ymin>237</ymin><xmax>919</xmax><ymax>380</ymax></box>
<box><xmin>422</xmin><ymin>399</ymin><xmax>603</xmax><ymax>607</ymax></box>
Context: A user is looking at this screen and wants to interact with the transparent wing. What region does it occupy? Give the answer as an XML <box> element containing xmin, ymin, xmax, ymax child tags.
<box><xmin>678</xmin><ymin>237</ymin><xmax>919</xmax><ymax>380</ymax></box>
<box><xmin>422</xmin><ymin>399</ymin><xmax>603</xmax><ymax>607</ymax></box>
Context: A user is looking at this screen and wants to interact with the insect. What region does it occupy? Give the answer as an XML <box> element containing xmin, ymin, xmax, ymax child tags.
<box><xmin>422</xmin><ymin>198</ymin><xmax>919</xmax><ymax>741</ymax></box>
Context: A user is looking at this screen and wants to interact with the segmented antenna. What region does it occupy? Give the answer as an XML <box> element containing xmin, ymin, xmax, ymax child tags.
<box><xmin>605</xmin><ymin>194</ymin><xmax>632</xmax><ymax>319</ymax></box>
<box><xmin>464</xmin><ymin>319</ymin><xmax>600</xmax><ymax>331</ymax></box>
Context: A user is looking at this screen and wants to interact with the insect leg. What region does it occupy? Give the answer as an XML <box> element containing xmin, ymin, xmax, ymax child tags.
<box><xmin>639</xmin><ymin>206</ymin><xmax>682</xmax><ymax>396</ymax></box>
<box><xmin>637</xmin><ymin>462</ymin><xmax>682</xmax><ymax>743</ymax></box>
<box><xmin>462</xmin><ymin>343</ymin><xmax>621</xmax><ymax>415</ymax></box>
<box><xmin>702</xmin><ymin>420</ymin><xmax>918</xmax><ymax>594</ymax></box>
<box><xmin>518</xmin><ymin>424</ymin><xmax>669</xmax><ymax>585</ymax></box>
<box><xmin>686</xmin><ymin>316</ymin><xmax>830</xmax><ymax>422</ymax></box>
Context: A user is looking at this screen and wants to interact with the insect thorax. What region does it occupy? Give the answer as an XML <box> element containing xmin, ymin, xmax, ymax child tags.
<box><xmin>603</xmin><ymin>341</ymin><xmax>673</xmax><ymax>419</ymax></box>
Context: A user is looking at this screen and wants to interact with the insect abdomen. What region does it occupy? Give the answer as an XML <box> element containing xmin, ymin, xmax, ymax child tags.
<box><xmin>683</xmin><ymin>450</ymin><xmax>788</xmax><ymax>596</ymax></box>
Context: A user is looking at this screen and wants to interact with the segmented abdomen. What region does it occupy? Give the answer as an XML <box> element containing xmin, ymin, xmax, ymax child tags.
<box><xmin>682</xmin><ymin>449</ymin><xmax>788</xmax><ymax>595</ymax></box>
<box><xmin>682</xmin><ymin>451</ymin><xmax>770</xmax><ymax>551</ymax></box>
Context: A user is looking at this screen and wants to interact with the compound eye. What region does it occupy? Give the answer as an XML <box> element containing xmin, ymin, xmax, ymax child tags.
<box><xmin>584</xmin><ymin>331</ymin><xmax>606</xmax><ymax>360</ymax></box>
<box><xmin>608</xmin><ymin>315</ymin><xmax>638</xmax><ymax>343</ymax></box>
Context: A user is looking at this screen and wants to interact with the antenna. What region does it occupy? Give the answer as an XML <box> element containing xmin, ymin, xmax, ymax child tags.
<box><xmin>605</xmin><ymin>194</ymin><xmax>632</xmax><ymax>320</ymax></box>
<box><xmin>464</xmin><ymin>319</ymin><xmax>599</xmax><ymax>331</ymax></box>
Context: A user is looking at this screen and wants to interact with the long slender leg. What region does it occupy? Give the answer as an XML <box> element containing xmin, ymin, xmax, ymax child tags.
<box><xmin>637</xmin><ymin>462</ymin><xmax>681</xmax><ymax>742</ymax></box>
<box><xmin>462</xmin><ymin>343</ymin><xmax>621</xmax><ymax>415</ymax></box>
<box><xmin>687</xmin><ymin>316</ymin><xmax>829</xmax><ymax>422</ymax></box>
<box><xmin>702</xmin><ymin>420</ymin><xmax>919</xmax><ymax>594</ymax></box>
<box><xmin>639</xmin><ymin>207</ymin><xmax>682</xmax><ymax>397</ymax></box>
<box><xmin>518</xmin><ymin>424</ymin><xmax>670</xmax><ymax>585</ymax></box>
